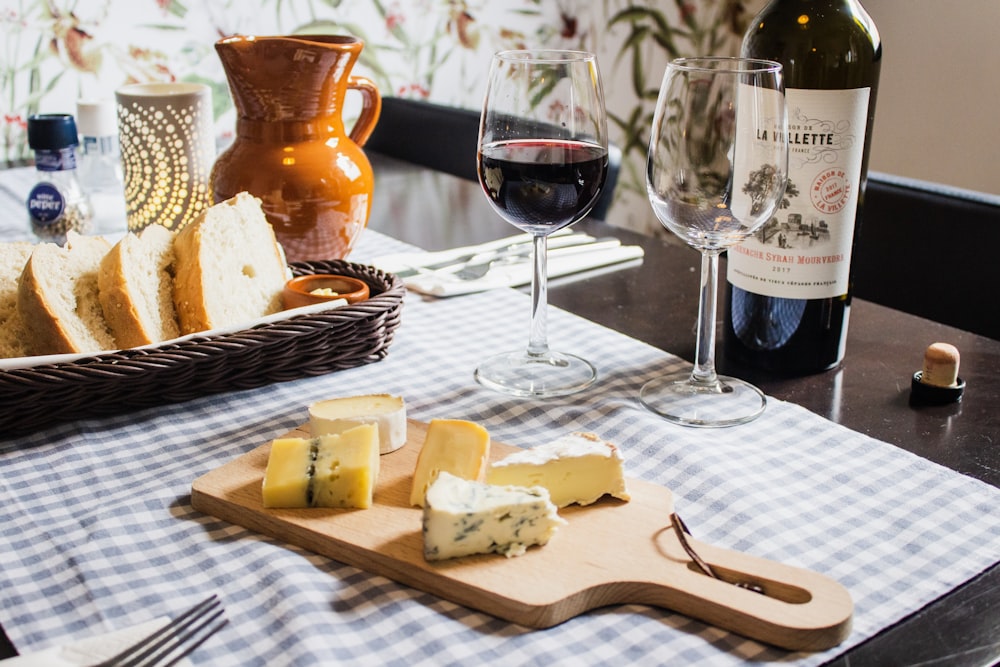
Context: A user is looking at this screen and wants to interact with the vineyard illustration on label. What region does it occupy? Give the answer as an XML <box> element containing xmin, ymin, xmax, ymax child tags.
<box><xmin>749</xmin><ymin>175</ymin><xmax>846</xmax><ymax>250</ymax></box>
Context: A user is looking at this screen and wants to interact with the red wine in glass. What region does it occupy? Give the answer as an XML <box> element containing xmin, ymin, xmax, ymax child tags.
<box><xmin>474</xmin><ymin>49</ymin><xmax>608</xmax><ymax>398</ymax></box>
<box><xmin>479</xmin><ymin>139</ymin><xmax>608</xmax><ymax>233</ymax></box>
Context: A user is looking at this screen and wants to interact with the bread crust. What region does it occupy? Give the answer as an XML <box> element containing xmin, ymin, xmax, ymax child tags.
<box><xmin>98</xmin><ymin>241</ymin><xmax>149</xmax><ymax>347</ymax></box>
<box><xmin>172</xmin><ymin>221</ymin><xmax>211</xmax><ymax>334</ymax></box>
<box><xmin>17</xmin><ymin>236</ymin><xmax>115</xmax><ymax>355</ymax></box>
<box><xmin>20</xmin><ymin>260</ymin><xmax>70</xmax><ymax>354</ymax></box>
<box><xmin>18</xmin><ymin>251</ymin><xmax>75</xmax><ymax>355</ymax></box>
<box><xmin>98</xmin><ymin>226</ymin><xmax>179</xmax><ymax>347</ymax></box>
<box><xmin>0</xmin><ymin>242</ymin><xmax>33</xmax><ymax>358</ymax></box>
<box><xmin>172</xmin><ymin>193</ymin><xmax>286</xmax><ymax>335</ymax></box>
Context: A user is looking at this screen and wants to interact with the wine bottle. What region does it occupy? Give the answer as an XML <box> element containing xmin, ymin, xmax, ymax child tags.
<box><xmin>723</xmin><ymin>0</ymin><xmax>881</xmax><ymax>375</ymax></box>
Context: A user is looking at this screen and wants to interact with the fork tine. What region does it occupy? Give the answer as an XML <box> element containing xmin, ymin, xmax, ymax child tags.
<box><xmin>94</xmin><ymin>595</ymin><xmax>226</xmax><ymax>667</ymax></box>
<box><xmin>143</xmin><ymin>609</ymin><xmax>228</xmax><ymax>667</ymax></box>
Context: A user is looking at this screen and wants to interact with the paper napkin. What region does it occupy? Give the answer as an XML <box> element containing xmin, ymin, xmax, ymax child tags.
<box><xmin>1</xmin><ymin>617</ymin><xmax>191</xmax><ymax>666</ymax></box>
<box><xmin>397</xmin><ymin>242</ymin><xmax>644</xmax><ymax>297</ymax></box>
<box><xmin>372</xmin><ymin>228</ymin><xmax>577</xmax><ymax>278</ymax></box>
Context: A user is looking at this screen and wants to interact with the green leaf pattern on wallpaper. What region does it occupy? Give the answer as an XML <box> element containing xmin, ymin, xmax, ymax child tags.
<box><xmin>0</xmin><ymin>0</ymin><xmax>750</xmax><ymax>234</ymax></box>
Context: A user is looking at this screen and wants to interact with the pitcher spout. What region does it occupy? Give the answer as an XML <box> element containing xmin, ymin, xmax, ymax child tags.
<box><xmin>215</xmin><ymin>34</ymin><xmax>365</xmax><ymax>123</ymax></box>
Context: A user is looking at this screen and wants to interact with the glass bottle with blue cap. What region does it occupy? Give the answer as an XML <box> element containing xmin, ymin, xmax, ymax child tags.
<box><xmin>26</xmin><ymin>113</ymin><xmax>94</xmax><ymax>244</ymax></box>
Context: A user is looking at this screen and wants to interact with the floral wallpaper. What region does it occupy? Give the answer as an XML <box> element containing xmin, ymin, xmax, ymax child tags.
<box><xmin>1</xmin><ymin>0</ymin><xmax>752</xmax><ymax>235</ymax></box>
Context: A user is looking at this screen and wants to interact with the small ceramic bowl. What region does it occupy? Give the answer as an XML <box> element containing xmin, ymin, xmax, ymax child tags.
<box><xmin>282</xmin><ymin>274</ymin><xmax>370</xmax><ymax>309</ymax></box>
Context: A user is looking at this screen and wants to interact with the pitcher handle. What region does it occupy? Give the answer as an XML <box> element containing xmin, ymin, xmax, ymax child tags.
<box><xmin>347</xmin><ymin>75</ymin><xmax>381</xmax><ymax>147</ymax></box>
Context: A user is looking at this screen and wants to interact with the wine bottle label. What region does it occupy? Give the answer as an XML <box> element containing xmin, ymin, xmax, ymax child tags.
<box><xmin>728</xmin><ymin>87</ymin><xmax>870</xmax><ymax>299</ymax></box>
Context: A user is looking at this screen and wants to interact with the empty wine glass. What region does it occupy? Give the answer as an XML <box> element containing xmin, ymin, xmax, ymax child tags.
<box><xmin>475</xmin><ymin>50</ymin><xmax>610</xmax><ymax>397</ymax></box>
<box><xmin>641</xmin><ymin>57</ymin><xmax>788</xmax><ymax>427</ymax></box>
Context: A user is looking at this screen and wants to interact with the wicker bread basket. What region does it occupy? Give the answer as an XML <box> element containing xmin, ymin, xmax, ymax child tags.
<box><xmin>0</xmin><ymin>260</ymin><xmax>404</xmax><ymax>435</ymax></box>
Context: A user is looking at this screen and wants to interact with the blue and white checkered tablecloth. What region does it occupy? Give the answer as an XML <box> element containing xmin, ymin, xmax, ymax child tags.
<box><xmin>1</xmin><ymin>230</ymin><xmax>998</xmax><ymax>666</ymax></box>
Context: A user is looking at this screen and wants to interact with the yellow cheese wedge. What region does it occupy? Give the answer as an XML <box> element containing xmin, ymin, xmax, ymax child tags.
<box><xmin>309</xmin><ymin>393</ymin><xmax>407</xmax><ymax>454</ymax></box>
<box><xmin>262</xmin><ymin>424</ymin><xmax>380</xmax><ymax>509</ymax></box>
<box><xmin>486</xmin><ymin>432</ymin><xmax>630</xmax><ymax>507</ymax></box>
<box><xmin>409</xmin><ymin>418</ymin><xmax>490</xmax><ymax>507</ymax></box>
<box><xmin>261</xmin><ymin>437</ymin><xmax>314</xmax><ymax>508</ymax></box>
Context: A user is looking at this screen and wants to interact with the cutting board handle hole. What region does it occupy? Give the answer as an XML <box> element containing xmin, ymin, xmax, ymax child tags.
<box><xmin>684</xmin><ymin>562</ymin><xmax>813</xmax><ymax>604</ymax></box>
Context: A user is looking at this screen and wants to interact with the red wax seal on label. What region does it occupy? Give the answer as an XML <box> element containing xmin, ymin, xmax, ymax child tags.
<box><xmin>810</xmin><ymin>168</ymin><xmax>851</xmax><ymax>214</ymax></box>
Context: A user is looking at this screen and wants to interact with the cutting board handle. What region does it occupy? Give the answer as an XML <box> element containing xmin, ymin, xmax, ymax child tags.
<box><xmin>645</xmin><ymin>527</ymin><xmax>854</xmax><ymax>651</ymax></box>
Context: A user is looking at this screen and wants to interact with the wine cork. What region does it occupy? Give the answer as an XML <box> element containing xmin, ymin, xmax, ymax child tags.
<box><xmin>910</xmin><ymin>342</ymin><xmax>965</xmax><ymax>406</ymax></box>
<box><xmin>920</xmin><ymin>342</ymin><xmax>960</xmax><ymax>388</ymax></box>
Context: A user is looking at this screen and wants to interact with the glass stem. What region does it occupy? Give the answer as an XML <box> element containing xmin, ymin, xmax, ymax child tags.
<box><xmin>692</xmin><ymin>248</ymin><xmax>721</xmax><ymax>385</ymax></box>
<box><xmin>527</xmin><ymin>233</ymin><xmax>549</xmax><ymax>357</ymax></box>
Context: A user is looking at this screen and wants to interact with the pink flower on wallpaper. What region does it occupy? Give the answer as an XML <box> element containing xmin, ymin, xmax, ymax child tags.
<box><xmin>385</xmin><ymin>4</ymin><xmax>405</xmax><ymax>31</ymax></box>
<box><xmin>547</xmin><ymin>100</ymin><xmax>567</xmax><ymax>124</ymax></box>
<box><xmin>396</xmin><ymin>83</ymin><xmax>430</xmax><ymax>98</ymax></box>
<box><xmin>123</xmin><ymin>45</ymin><xmax>177</xmax><ymax>84</ymax></box>
<box><xmin>4</xmin><ymin>115</ymin><xmax>27</xmax><ymax>131</ymax></box>
<box><xmin>0</xmin><ymin>7</ymin><xmax>25</xmax><ymax>25</ymax></box>
<box><xmin>560</xmin><ymin>12</ymin><xmax>578</xmax><ymax>40</ymax></box>
<box><xmin>156</xmin><ymin>0</ymin><xmax>186</xmax><ymax>15</ymax></box>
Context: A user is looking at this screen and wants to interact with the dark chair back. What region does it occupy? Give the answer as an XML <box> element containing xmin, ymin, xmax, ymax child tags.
<box><xmin>364</xmin><ymin>97</ymin><xmax>621</xmax><ymax>221</ymax></box>
<box><xmin>853</xmin><ymin>172</ymin><xmax>1000</xmax><ymax>339</ymax></box>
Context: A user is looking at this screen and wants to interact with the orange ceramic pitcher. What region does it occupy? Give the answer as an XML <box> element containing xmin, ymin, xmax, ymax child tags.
<box><xmin>211</xmin><ymin>35</ymin><xmax>381</xmax><ymax>261</ymax></box>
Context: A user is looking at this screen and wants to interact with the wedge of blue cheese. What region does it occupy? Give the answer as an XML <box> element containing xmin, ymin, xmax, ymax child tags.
<box><xmin>422</xmin><ymin>471</ymin><xmax>567</xmax><ymax>561</ymax></box>
<box><xmin>261</xmin><ymin>424</ymin><xmax>380</xmax><ymax>509</ymax></box>
<box><xmin>486</xmin><ymin>432</ymin><xmax>630</xmax><ymax>507</ymax></box>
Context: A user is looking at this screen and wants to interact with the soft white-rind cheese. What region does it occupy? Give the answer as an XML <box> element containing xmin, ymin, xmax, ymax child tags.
<box><xmin>309</xmin><ymin>394</ymin><xmax>407</xmax><ymax>455</ymax></box>
<box><xmin>422</xmin><ymin>471</ymin><xmax>567</xmax><ymax>561</ymax></box>
<box><xmin>486</xmin><ymin>432</ymin><xmax>630</xmax><ymax>507</ymax></box>
<box><xmin>409</xmin><ymin>419</ymin><xmax>490</xmax><ymax>507</ymax></box>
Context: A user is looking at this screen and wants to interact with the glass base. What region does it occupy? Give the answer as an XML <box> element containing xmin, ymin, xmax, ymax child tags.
<box><xmin>639</xmin><ymin>372</ymin><xmax>766</xmax><ymax>427</ymax></box>
<box><xmin>475</xmin><ymin>350</ymin><xmax>597</xmax><ymax>398</ymax></box>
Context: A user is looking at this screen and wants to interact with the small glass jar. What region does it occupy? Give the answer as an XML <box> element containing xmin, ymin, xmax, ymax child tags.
<box><xmin>77</xmin><ymin>99</ymin><xmax>123</xmax><ymax>194</ymax></box>
<box><xmin>26</xmin><ymin>114</ymin><xmax>94</xmax><ymax>244</ymax></box>
<box><xmin>77</xmin><ymin>99</ymin><xmax>127</xmax><ymax>235</ymax></box>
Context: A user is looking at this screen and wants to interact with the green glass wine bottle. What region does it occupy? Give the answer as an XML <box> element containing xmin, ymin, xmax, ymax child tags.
<box><xmin>724</xmin><ymin>0</ymin><xmax>881</xmax><ymax>375</ymax></box>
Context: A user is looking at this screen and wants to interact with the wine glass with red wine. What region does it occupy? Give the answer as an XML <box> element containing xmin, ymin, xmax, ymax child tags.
<box><xmin>641</xmin><ymin>57</ymin><xmax>788</xmax><ymax>426</ymax></box>
<box><xmin>475</xmin><ymin>50</ymin><xmax>609</xmax><ymax>397</ymax></box>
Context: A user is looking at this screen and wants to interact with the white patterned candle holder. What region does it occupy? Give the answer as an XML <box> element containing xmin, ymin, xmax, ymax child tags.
<box><xmin>116</xmin><ymin>82</ymin><xmax>215</xmax><ymax>232</ymax></box>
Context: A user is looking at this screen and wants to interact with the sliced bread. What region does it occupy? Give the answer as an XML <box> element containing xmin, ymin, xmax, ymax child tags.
<box><xmin>99</xmin><ymin>224</ymin><xmax>180</xmax><ymax>347</ymax></box>
<box><xmin>18</xmin><ymin>232</ymin><xmax>116</xmax><ymax>355</ymax></box>
<box><xmin>173</xmin><ymin>192</ymin><xmax>288</xmax><ymax>335</ymax></box>
<box><xmin>0</xmin><ymin>242</ymin><xmax>34</xmax><ymax>358</ymax></box>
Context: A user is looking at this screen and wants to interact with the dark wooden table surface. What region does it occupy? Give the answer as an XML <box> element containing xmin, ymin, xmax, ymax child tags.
<box><xmin>368</xmin><ymin>153</ymin><xmax>1000</xmax><ymax>667</ymax></box>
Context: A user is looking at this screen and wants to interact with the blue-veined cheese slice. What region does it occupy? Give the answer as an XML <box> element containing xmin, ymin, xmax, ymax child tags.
<box><xmin>309</xmin><ymin>394</ymin><xmax>406</xmax><ymax>454</ymax></box>
<box><xmin>422</xmin><ymin>471</ymin><xmax>566</xmax><ymax>561</ymax></box>
<box><xmin>486</xmin><ymin>432</ymin><xmax>630</xmax><ymax>507</ymax></box>
<box><xmin>261</xmin><ymin>424</ymin><xmax>380</xmax><ymax>509</ymax></box>
<box><xmin>409</xmin><ymin>418</ymin><xmax>490</xmax><ymax>507</ymax></box>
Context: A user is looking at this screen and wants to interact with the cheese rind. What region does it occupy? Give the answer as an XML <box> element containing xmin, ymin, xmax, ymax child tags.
<box><xmin>261</xmin><ymin>424</ymin><xmax>380</xmax><ymax>509</ymax></box>
<box><xmin>409</xmin><ymin>419</ymin><xmax>490</xmax><ymax>507</ymax></box>
<box><xmin>486</xmin><ymin>432</ymin><xmax>630</xmax><ymax>507</ymax></box>
<box><xmin>422</xmin><ymin>471</ymin><xmax>566</xmax><ymax>561</ymax></box>
<box><xmin>309</xmin><ymin>394</ymin><xmax>407</xmax><ymax>454</ymax></box>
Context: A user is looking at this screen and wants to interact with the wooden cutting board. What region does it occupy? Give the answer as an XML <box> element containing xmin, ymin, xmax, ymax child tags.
<box><xmin>191</xmin><ymin>420</ymin><xmax>852</xmax><ymax>651</ymax></box>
